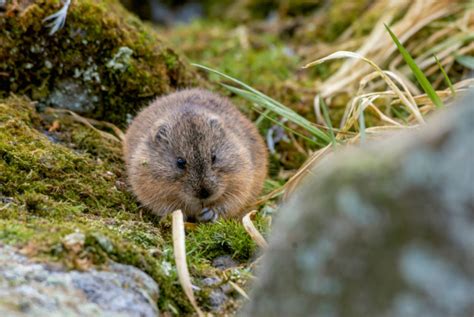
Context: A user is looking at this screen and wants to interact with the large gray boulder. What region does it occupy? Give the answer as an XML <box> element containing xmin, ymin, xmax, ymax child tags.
<box><xmin>244</xmin><ymin>92</ymin><xmax>474</xmax><ymax>317</ymax></box>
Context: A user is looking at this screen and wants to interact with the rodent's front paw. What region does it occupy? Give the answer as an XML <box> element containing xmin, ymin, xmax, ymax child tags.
<box><xmin>197</xmin><ymin>207</ymin><xmax>219</xmax><ymax>223</ymax></box>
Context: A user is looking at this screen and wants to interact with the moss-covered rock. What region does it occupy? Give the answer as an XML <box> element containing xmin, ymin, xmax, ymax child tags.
<box><xmin>0</xmin><ymin>96</ymin><xmax>264</xmax><ymax>315</ymax></box>
<box><xmin>1</xmin><ymin>0</ymin><xmax>199</xmax><ymax>126</ymax></box>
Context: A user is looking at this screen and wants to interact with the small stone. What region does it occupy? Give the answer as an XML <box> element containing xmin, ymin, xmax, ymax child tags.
<box><xmin>212</xmin><ymin>255</ymin><xmax>238</xmax><ymax>270</ymax></box>
<box><xmin>201</xmin><ymin>277</ymin><xmax>221</xmax><ymax>287</ymax></box>
<box><xmin>62</xmin><ymin>232</ymin><xmax>85</xmax><ymax>253</ymax></box>
<box><xmin>0</xmin><ymin>196</ymin><xmax>15</xmax><ymax>204</ymax></box>
<box><xmin>92</xmin><ymin>233</ymin><xmax>114</xmax><ymax>253</ymax></box>
<box><xmin>207</xmin><ymin>289</ymin><xmax>228</xmax><ymax>310</ymax></box>
<box><xmin>220</xmin><ymin>283</ymin><xmax>234</xmax><ymax>295</ymax></box>
<box><xmin>148</xmin><ymin>248</ymin><xmax>162</xmax><ymax>258</ymax></box>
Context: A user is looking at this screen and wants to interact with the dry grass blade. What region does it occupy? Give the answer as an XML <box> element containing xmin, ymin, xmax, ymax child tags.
<box><xmin>172</xmin><ymin>210</ymin><xmax>205</xmax><ymax>317</ymax></box>
<box><xmin>314</xmin><ymin>0</ymin><xmax>457</xmax><ymax>98</ymax></box>
<box><xmin>45</xmin><ymin>108</ymin><xmax>123</xmax><ymax>143</ymax></box>
<box><xmin>283</xmin><ymin>144</ymin><xmax>333</xmax><ymax>199</ymax></box>
<box><xmin>89</xmin><ymin>119</ymin><xmax>125</xmax><ymax>141</ymax></box>
<box><xmin>348</xmin><ymin>125</ymin><xmax>417</xmax><ymax>144</ymax></box>
<box><xmin>228</xmin><ymin>281</ymin><xmax>250</xmax><ymax>300</ymax></box>
<box><xmin>242</xmin><ymin>210</ymin><xmax>268</xmax><ymax>249</ymax></box>
<box><xmin>304</xmin><ymin>51</ymin><xmax>425</xmax><ymax>124</ymax></box>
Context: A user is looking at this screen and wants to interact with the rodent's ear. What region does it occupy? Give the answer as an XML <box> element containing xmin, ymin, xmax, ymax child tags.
<box><xmin>154</xmin><ymin>125</ymin><xmax>168</xmax><ymax>143</ymax></box>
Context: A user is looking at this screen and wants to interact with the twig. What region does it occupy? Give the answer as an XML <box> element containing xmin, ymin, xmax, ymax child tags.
<box><xmin>172</xmin><ymin>210</ymin><xmax>205</xmax><ymax>317</ymax></box>
<box><xmin>242</xmin><ymin>210</ymin><xmax>268</xmax><ymax>249</ymax></box>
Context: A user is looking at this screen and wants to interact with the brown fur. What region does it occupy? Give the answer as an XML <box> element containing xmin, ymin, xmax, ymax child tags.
<box><xmin>123</xmin><ymin>89</ymin><xmax>268</xmax><ymax>221</ymax></box>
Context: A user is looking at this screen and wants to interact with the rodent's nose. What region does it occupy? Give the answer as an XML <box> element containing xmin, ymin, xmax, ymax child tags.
<box><xmin>197</xmin><ymin>187</ymin><xmax>211</xmax><ymax>199</ymax></box>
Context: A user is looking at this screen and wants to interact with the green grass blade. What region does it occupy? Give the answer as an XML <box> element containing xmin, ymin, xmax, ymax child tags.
<box><xmin>391</xmin><ymin>106</ymin><xmax>409</xmax><ymax>124</ymax></box>
<box><xmin>359</xmin><ymin>105</ymin><xmax>366</xmax><ymax>144</ymax></box>
<box><xmin>433</xmin><ymin>55</ymin><xmax>455</xmax><ymax>96</ymax></box>
<box><xmin>222</xmin><ymin>84</ymin><xmax>331</xmax><ymax>144</ymax></box>
<box><xmin>253</xmin><ymin>108</ymin><xmax>322</xmax><ymax>147</ymax></box>
<box><xmin>319</xmin><ymin>96</ymin><xmax>337</xmax><ymax>149</ymax></box>
<box><xmin>193</xmin><ymin>63</ymin><xmax>332</xmax><ymax>144</ymax></box>
<box><xmin>384</xmin><ymin>24</ymin><xmax>444</xmax><ymax>108</ymax></box>
<box><xmin>255</xmin><ymin>109</ymin><xmax>271</xmax><ymax>127</ymax></box>
<box><xmin>193</xmin><ymin>63</ymin><xmax>285</xmax><ymax>107</ymax></box>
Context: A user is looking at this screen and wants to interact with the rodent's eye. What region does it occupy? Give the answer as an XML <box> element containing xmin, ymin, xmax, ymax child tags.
<box><xmin>211</xmin><ymin>154</ymin><xmax>216</xmax><ymax>164</ymax></box>
<box><xmin>176</xmin><ymin>157</ymin><xmax>187</xmax><ymax>169</ymax></box>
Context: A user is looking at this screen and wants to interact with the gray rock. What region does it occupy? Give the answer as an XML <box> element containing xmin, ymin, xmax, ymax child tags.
<box><xmin>212</xmin><ymin>255</ymin><xmax>239</xmax><ymax>270</ymax></box>
<box><xmin>200</xmin><ymin>277</ymin><xmax>233</xmax><ymax>310</ymax></box>
<box><xmin>47</xmin><ymin>79</ymin><xmax>97</xmax><ymax>114</ymax></box>
<box><xmin>201</xmin><ymin>277</ymin><xmax>222</xmax><ymax>287</ymax></box>
<box><xmin>207</xmin><ymin>289</ymin><xmax>228</xmax><ymax>310</ymax></box>
<box><xmin>244</xmin><ymin>92</ymin><xmax>474</xmax><ymax>317</ymax></box>
<box><xmin>0</xmin><ymin>244</ymin><xmax>159</xmax><ymax>317</ymax></box>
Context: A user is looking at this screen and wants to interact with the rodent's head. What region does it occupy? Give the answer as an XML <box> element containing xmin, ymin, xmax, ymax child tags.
<box><xmin>144</xmin><ymin>109</ymin><xmax>251</xmax><ymax>211</ymax></box>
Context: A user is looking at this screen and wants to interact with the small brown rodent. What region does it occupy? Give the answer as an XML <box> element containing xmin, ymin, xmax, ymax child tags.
<box><xmin>123</xmin><ymin>89</ymin><xmax>268</xmax><ymax>222</ymax></box>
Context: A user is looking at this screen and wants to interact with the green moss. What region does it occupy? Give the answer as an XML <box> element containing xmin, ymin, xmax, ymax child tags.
<box><xmin>0</xmin><ymin>0</ymin><xmax>199</xmax><ymax>127</ymax></box>
<box><xmin>322</xmin><ymin>0</ymin><xmax>372</xmax><ymax>41</ymax></box>
<box><xmin>292</xmin><ymin>0</ymin><xmax>376</xmax><ymax>44</ymax></box>
<box><xmin>202</xmin><ymin>0</ymin><xmax>324</xmax><ymax>21</ymax></box>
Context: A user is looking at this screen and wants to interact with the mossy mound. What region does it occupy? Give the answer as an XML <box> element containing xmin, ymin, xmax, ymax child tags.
<box><xmin>1</xmin><ymin>0</ymin><xmax>199</xmax><ymax>126</ymax></box>
<box><xmin>0</xmin><ymin>96</ymin><xmax>265</xmax><ymax>315</ymax></box>
<box><xmin>162</xmin><ymin>20</ymin><xmax>301</xmax><ymax>113</ymax></box>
